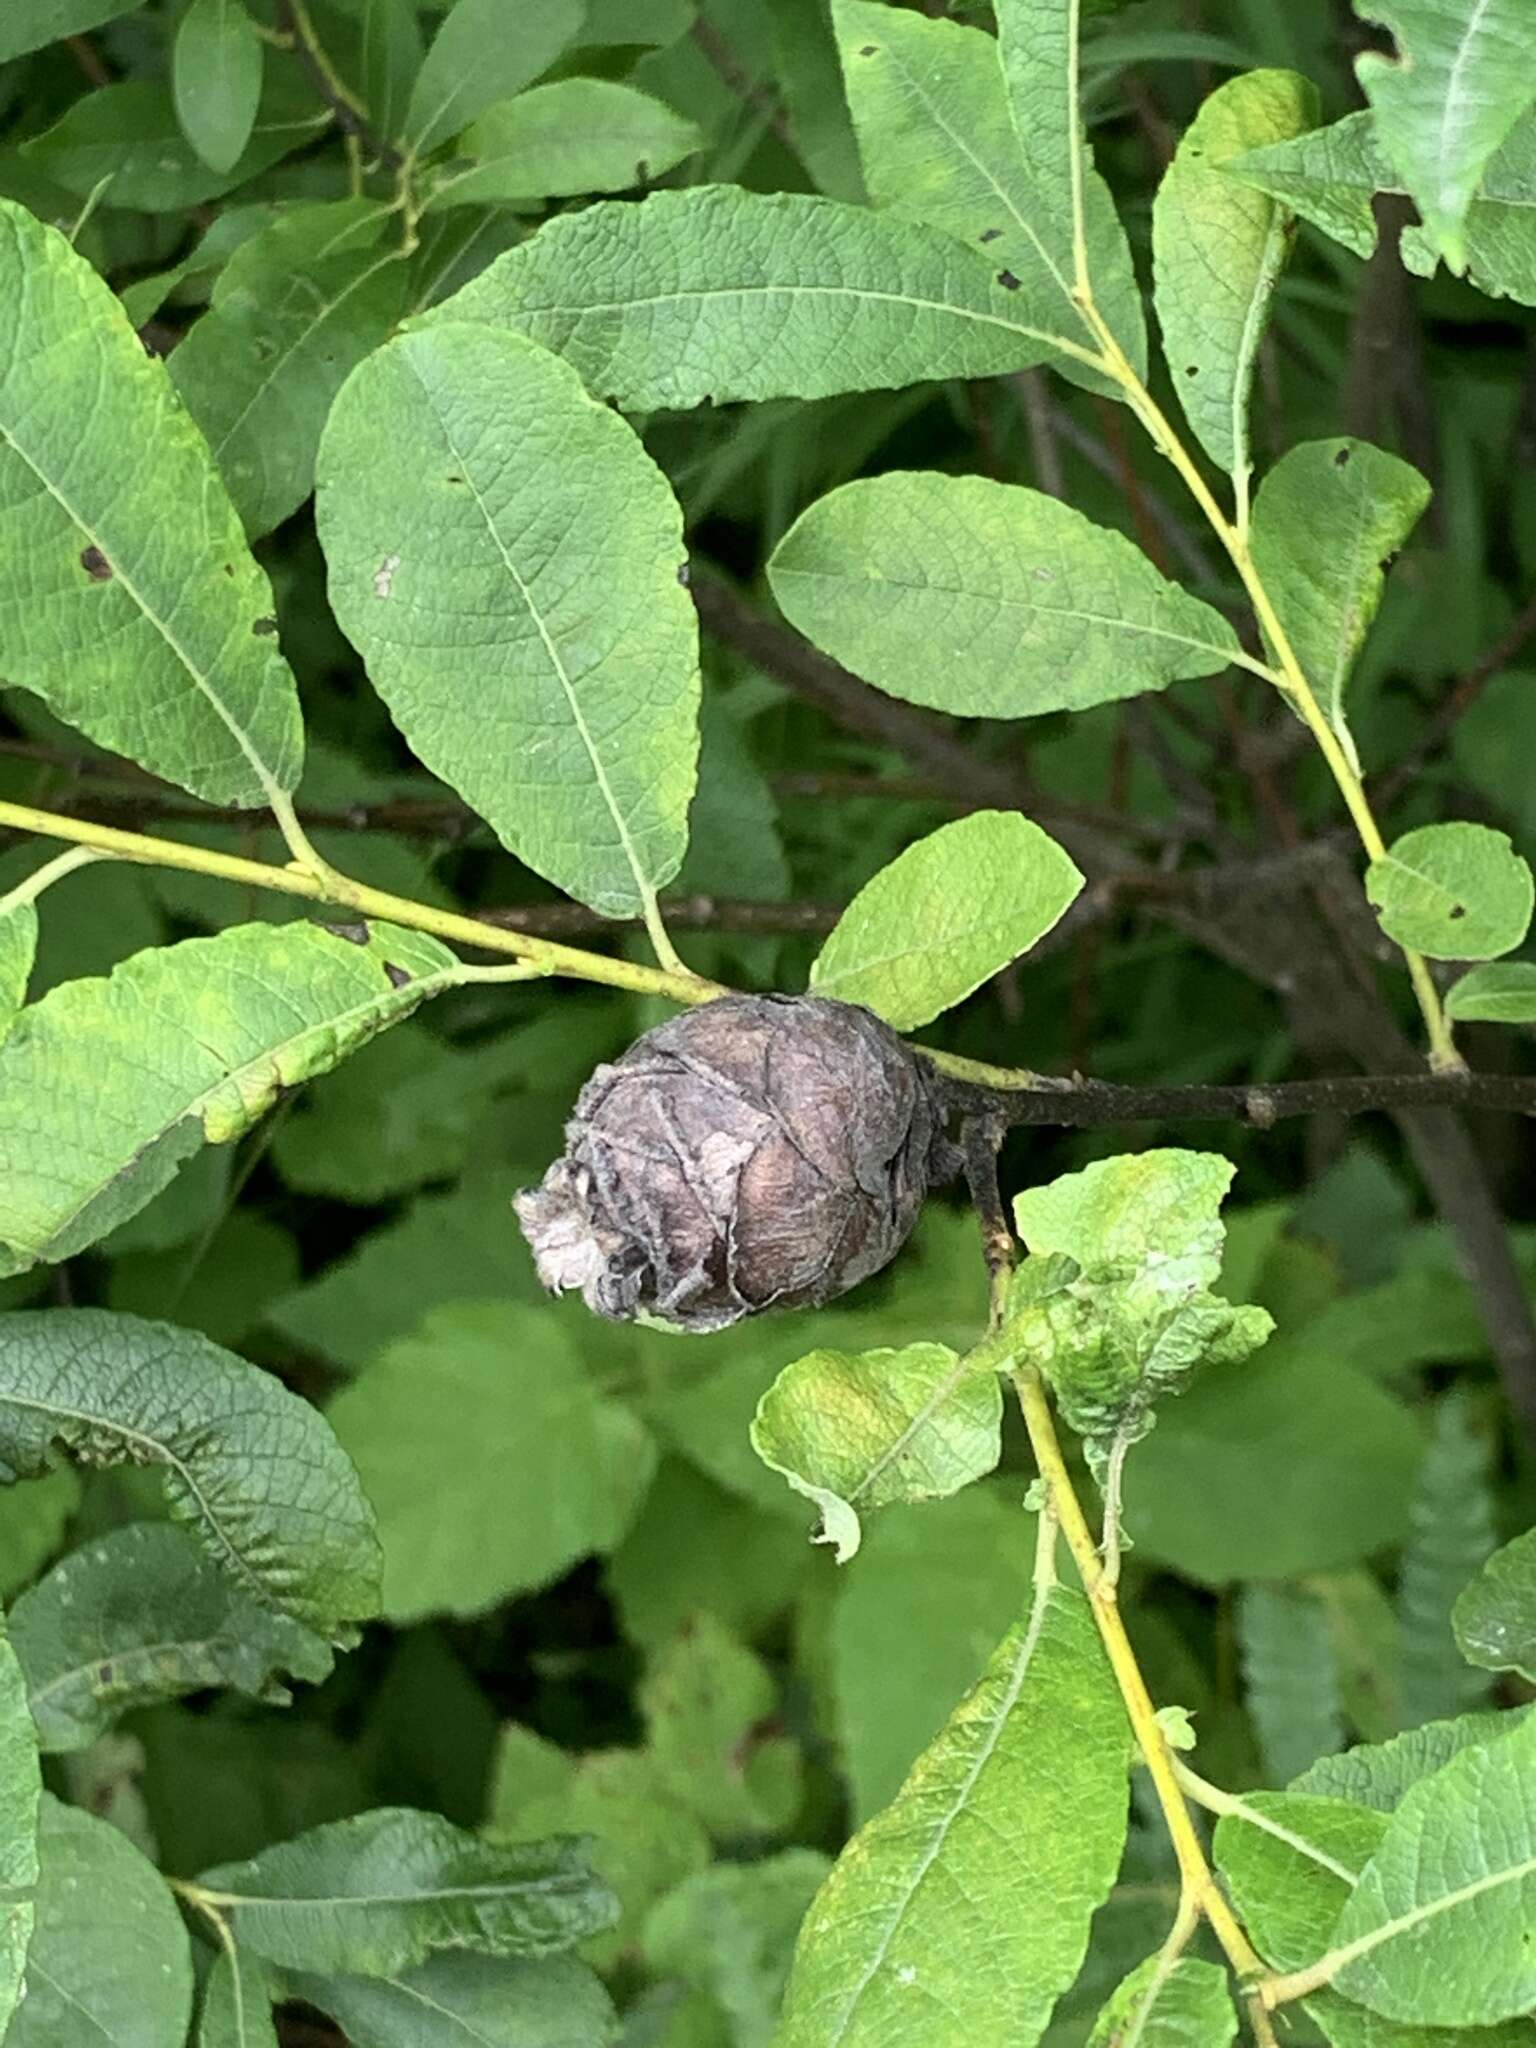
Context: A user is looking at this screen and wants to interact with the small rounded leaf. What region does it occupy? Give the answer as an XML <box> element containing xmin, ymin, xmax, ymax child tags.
<box><xmin>1366</xmin><ymin>823</ymin><xmax>1534</xmax><ymax>960</ymax></box>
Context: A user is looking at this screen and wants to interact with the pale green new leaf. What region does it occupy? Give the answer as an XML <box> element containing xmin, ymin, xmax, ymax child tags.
<box><xmin>1330</xmin><ymin>1708</ymin><xmax>1536</xmax><ymax>2024</ymax></box>
<box><xmin>199</xmin><ymin>1950</ymin><xmax>279</xmax><ymax>2048</ymax></box>
<box><xmin>992</xmin><ymin>0</ymin><xmax>1147</xmax><ymax>372</ymax></box>
<box><xmin>404</xmin><ymin>0</ymin><xmax>583</xmax><ymax>154</ymax></box>
<box><xmin>809</xmin><ymin>812</ymin><xmax>1083</xmax><ymax>1027</ymax></box>
<box><xmin>643</xmin><ymin>1852</ymin><xmax>831</xmax><ymax>2048</ymax></box>
<box><xmin>0</xmin><ymin>1309</ymin><xmax>381</xmax><ymax>1640</ymax></box>
<box><xmin>285</xmin><ymin>1953</ymin><xmax>615</xmax><ymax>2048</ymax></box>
<box><xmin>1237</xmin><ymin>1583</ymin><xmax>1345</xmax><ymax>1786</ymax></box>
<box><xmin>317</xmin><ymin>323</ymin><xmax>699</xmax><ymax>917</ymax></box>
<box><xmin>0</xmin><ymin>1617</ymin><xmax>39</xmax><ymax>2036</ymax></box>
<box><xmin>327</xmin><ymin>1301</ymin><xmax>655</xmax><ymax>1621</ymax></box>
<box><xmin>0</xmin><ymin>920</ymin><xmax>460</xmax><ymax>1276</ymax></box>
<box><xmin>1366</xmin><ymin>823</ymin><xmax>1534</xmax><ymax>960</ymax></box>
<box><xmin>1445</xmin><ymin>961</ymin><xmax>1536</xmax><ymax>1021</ymax></box>
<box><xmin>1153</xmin><ymin>69</ymin><xmax>1316</xmax><ymax>476</ymax></box>
<box><xmin>0</xmin><ymin>199</ymin><xmax>303</xmax><ymax>807</ymax></box>
<box><xmin>1015</xmin><ymin>1149</ymin><xmax>1237</xmax><ymax>1279</ymax></box>
<box><xmin>172</xmin><ymin>200</ymin><xmax>410</xmax><ymax>540</ymax></box>
<box><xmin>424</xmin><ymin>80</ymin><xmax>703</xmax><ymax>211</ymax></box>
<box><xmin>0</xmin><ymin>0</ymin><xmax>139</xmax><ymax>62</ymax></box>
<box><xmin>1251</xmin><ymin>439</ymin><xmax>1431</xmax><ymax>761</ymax></box>
<box><xmin>1087</xmin><ymin>1956</ymin><xmax>1236</xmax><ymax>2048</ymax></box>
<box><xmin>427</xmin><ymin>187</ymin><xmax>1073</xmax><ymax>405</ymax></box>
<box><xmin>1454</xmin><ymin>1527</ymin><xmax>1536</xmax><ymax>1683</ymax></box>
<box><xmin>776</xmin><ymin>1588</ymin><xmax>1126</xmax><ymax>2048</ymax></box>
<box><xmin>174</xmin><ymin>0</ymin><xmax>264</xmax><ymax>175</ymax></box>
<box><xmin>751</xmin><ymin>1341</ymin><xmax>1003</xmax><ymax>1561</ymax></box>
<box><xmin>5</xmin><ymin>1794</ymin><xmax>192</xmax><ymax>2048</ymax></box>
<box><xmin>768</xmin><ymin>473</ymin><xmax>1241</xmax><ymax>719</ymax></box>
<box><xmin>833</xmin><ymin>1</ymin><xmax>1119</xmax><ymax>396</ymax></box>
<box><xmin>640</xmin><ymin>1613</ymin><xmax>802</xmax><ymax>1837</ymax></box>
<box><xmin>0</xmin><ymin>901</ymin><xmax>34</xmax><ymax>1043</ymax></box>
<box><xmin>1398</xmin><ymin>1392</ymin><xmax>1497</xmax><ymax>1728</ymax></box>
<box><xmin>200</xmin><ymin>1809</ymin><xmax>616</xmax><ymax>1975</ymax></box>
<box><xmin>10</xmin><ymin>1522</ymin><xmax>334</xmax><ymax>1753</ymax></box>
<box><xmin>20</xmin><ymin>72</ymin><xmax>329</xmax><ymax>211</ymax></box>
<box><xmin>1354</xmin><ymin>0</ymin><xmax>1536</xmax><ymax>270</ymax></box>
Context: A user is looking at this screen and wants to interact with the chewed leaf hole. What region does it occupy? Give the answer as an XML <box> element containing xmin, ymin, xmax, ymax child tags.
<box><xmin>80</xmin><ymin>545</ymin><xmax>112</xmax><ymax>581</ymax></box>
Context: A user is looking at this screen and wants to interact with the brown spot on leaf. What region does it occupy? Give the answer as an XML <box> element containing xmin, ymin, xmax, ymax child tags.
<box><xmin>252</xmin><ymin>615</ymin><xmax>278</xmax><ymax>637</ymax></box>
<box><xmin>80</xmin><ymin>545</ymin><xmax>112</xmax><ymax>581</ymax></box>
<box><xmin>676</xmin><ymin>560</ymin><xmax>691</xmax><ymax>587</ymax></box>
<box><xmin>324</xmin><ymin>920</ymin><xmax>371</xmax><ymax>945</ymax></box>
<box><xmin>858</xmin><ymin>42</ymin><xmax>877</xmax><ymax>54</ymax></box>
<box><xmin>1449</xmin><ymin>903</ymin><xmax>1466</xmax><ymax>920</ymax></box>
<box><xmin>384</xmin><ymin>960</ymin><xmax>412</xmax><ymax>989</ymax></box>
<box><xmin>1334</xmin><ymin>445</ymin><xmax>1351</xmax><ymax>467</ymax></box>
<box><xmin>979</xmin><ymin>228</ymin><xmax>1003</xmax><ymax>244</ymax></box>
<box><xmin>996</xmin><ymin>269</ymin><xmax>1021</xmax><ymax>291</ymax></box>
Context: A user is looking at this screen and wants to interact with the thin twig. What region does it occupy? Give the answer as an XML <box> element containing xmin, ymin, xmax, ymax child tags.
<box><xmin>936</xmin><ymin>1066</ymin><xmax>1536</xmax><ymax>1128</ymax></box>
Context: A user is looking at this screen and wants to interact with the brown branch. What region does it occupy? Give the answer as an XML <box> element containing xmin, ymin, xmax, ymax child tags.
<box><xmin>484</xmin><ymin>896</ymin><xmax>843</xmax><ymax>936</ymax></box>
<box><xmin>273</xmin><ymin>0</ymin><xmax>402</xmax><ymax>172</ymax></box>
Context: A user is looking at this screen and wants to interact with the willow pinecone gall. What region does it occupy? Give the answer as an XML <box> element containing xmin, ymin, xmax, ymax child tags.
<box><xmin>513</xmin><ymin>994</ymin><xmax>946</xmax><ymax>1332</ymax></box>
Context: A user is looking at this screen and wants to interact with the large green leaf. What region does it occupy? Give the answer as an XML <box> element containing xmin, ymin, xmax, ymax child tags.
<box><xmin>833</xmin><ymin>0</ymin><xmax>1122</xmax><ymax>396</ymax></box>
<box><xmin>199</xmin><ymin>1950</ymin><xmax>279</xmax><ymax>2048</ymax></box>
<box><xmin>1329</xmin><ymin>1708</ymin><xmax>1536</xmax><ymax>2023</ymax></box>
<box><xmin>751</xmin><ymin>1341</ymin><xmax>1003</xmax><ymax>1562</ymax></box>
<box><xmin>423</xmin><ymin>79</ymin><xmax>703</xmax><ymax>210</ymax></box>
<box><xmin>0</xmin><ymin>199</ymin><xmax>303</xmax><ymax>808</ymax></box>
<box><xmin>1353</xmin><ymin>0</ymin><xmax>1536</xmax><ymax>270</ymax></box>
<box><xmin>1365</xmin><ymin>823</ymin><xmax>1534</xmax><ymax>961</ymax></box>
<box><xmin>1397</xmin><ymin>1393</ymin><xmax>1497</xmax><ymax>1729</ymax></box>
<box><xmin>317</xmin><ymin>323</ymin><xmax>699</xmax><ymax>917</ymax></box>
<box><xmin>1445</xmin><ymin>962</ymin><xmax>1536</xmax><ymax>1022</ymax></box>
<box><xmin>1250</xmin><ymin>439</ymin><xmax>1431</xmax><ymax>762</ymax></box>
<box><xmin>808</xmin><ymin>812</ymin><xmax>1083</xmax><ymax>1027</ymax></box>
<box><xmin>326</xmin><ymin>1301</ymin><xmax>655</xmax><ymax>1621</ymax></box>
<box><xmin>174</xmin><ymin>0</ymin><xmax>264</xmax><ymax>175</ymax></box>
<box><xmin>403</xmin><ymin>0</ymin><xmax>583</xmax><ymax>155</ymax></box>
<box><xmin>6</xmin><ymin>1794</ymin><xmax>192</xmax><ymax>2048</ymax></box>
<box><xmin>768</xmin><ymin>473</ymin><xmax>1241</xmax><ymax>718</ymax></box>
<box><xmin>0</xmin><ymin>901</ymin><xmax>34</xmax><ymax>1044</ymax></box>
<box><xmin>10</xmin><ymin>1522</ymin><xmax>333</xmax><ymax>1752</ymax></box>
<box><xmin>0</xmin><ymin>920</ymin><xmax>459</xmax><ymax>1276</ymax></box>
<box><xmin>171</xmin><ymin>200</ymin><xmax>411</xmax><ymax>540</ymax></box>
<box><xmin>285</xmin><ymin>1953</ymin><xmax>615</xmax><ymax>2048</ymax></box>
<box><xmin>1454</xmin><ymin>1527</ymin><xmax>1536</xmax><ymax>1682</ymax></box>
<box><xmin>0</xmin><ymin>0</ymin><xmax>139</xmax><ymax>62</ymax></box>
<box><xmin>991</xmin><ymin>0</ymin><xmax>1147</xmax><ymax>372</ymax></box>
<box><xmin>1294</xmin><ymin>1708</ymin><xmax>1529</xmax><ymax>1809</ymax></box>
<box><xmin>1087</xmin><ymin>1956</ymin><xmax>1236</xmax><ymax>2048</ymax></box>
<box><xmin>0</xmin><ymin>1616</ymin><xmax>39</xmax><ymax>2037</ymax></box>
<box><xmin>0</xmin><ymin>1309</ymin><xmax>381</xmax><ymax>1641</ymax></box>
<box><xmin>776</xmin><ymin>1588</ymin><xmax>1126</xmax><ymax>2047</ymax></box>
<box><xmin>1153</xmin><ymin>69</ymin><xmax>1315</xmax><ymax>476</ymax></box>
<box><xmin>428</xmin><ymin>187</ymin><xmax>1080</xmax><ymax>405</ymax></box>
<box><xmin>19</xmin><ymin>70</ymin><xmax>328</xmax><ymax>211</ymax></box>
<box><xmin>198</xmin><ymin>1809</ymin><xmax>616</xmax><ymax>1974</ymax></box>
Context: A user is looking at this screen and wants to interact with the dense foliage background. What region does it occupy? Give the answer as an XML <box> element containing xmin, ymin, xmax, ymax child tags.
<box><xmin>1</xmin><ymin>0</ymin><xmax>1535</xmax><ymax>2042</ymax></box>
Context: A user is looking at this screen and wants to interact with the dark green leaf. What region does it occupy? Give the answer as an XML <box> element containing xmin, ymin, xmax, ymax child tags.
<box><xmin>174</xmin><ymin>0</ymin><xmax>264</xmax><ymax>176</ymax></box>
<box><xmin>0</xmin><ymin>0</ymin><xmax>141</xmax><ymax>63</ymax></box>
<box><xmin>404</xmin><ymin>0</ymin><xmax>583</xmax><ymax>155</ymax></box>
<box><xmin>423</xmin><ymin>80</ymin><xmax>703</xmax><ymax>210</ymax></box>
<box><xmin>1445</xmin><ymin>962</ymin><xmax>1536</xmax><ymax>1022</ymax></box>
<box><xmin>0</xmin><ymin>1617</ymin><xmax>39</xmax><ymax>2035</ymax></box>
<box><xmin>1398</xmin><ymin>1393</ymin><xmax>1497</xmax><ymax>1728</ymax></box>
<box><xmin>285</xmin><ymin>1952</ymin><xmax>616</xmax><ymax>2048</ymax></box>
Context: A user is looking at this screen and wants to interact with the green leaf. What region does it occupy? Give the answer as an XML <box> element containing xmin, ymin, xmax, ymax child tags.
<box><xmin>404</xmin><ymin>0</ymin><xmax>583</xmax><ymax>154</ymax></box>
<box><xmin>355</xmin><ymin>0</ymin><xmax>424</xmax><ymax>141</ymax></box>
<box><xmin>174</xmin><ymin>0</ymin><xmax>264</xmax><ymax>176</ymax></box>
<box><xmin>317</xmin><ymin>323</ymin><xmax>700</xmax><ymax>917</ymax></box>
<box><xmin>1454</xmin><ymin>1528</ymin><xmax>1536</xmax><ymax>1683</ymax></box>
<box><xmin>0</xmin><ymin>199</ymin><xmax>304</xmax><ymax>808</ymax></box>
<box><xmin>768</xmin><ymin>473</ymin><xmax>1241</xmax><ymax>719</ymax></box>
<box><xmin>0</xmin><ymin>0</ymin><xmax>139</xmax><ymax>62</ymax></box>
<box><xmin>773</xmin><ymin>0</ymin><xmax>865</xmax><ymax>204</ymax></box>
<box><xmin>424</xmin><ymin>79</ymin><xmax>703</xmax><ymax>210</ymax></box>
<box><xmin>1445</xmin><ymin>961</ymin><xmax>1536</xmax><ymax>1021</ymax></box>
<box><xmin>0</xmin><ymin>1308</ymin><xmax>381</xmax><ymax>1641</ymax></box>
<box><xmin>0</xmin><ymin>920</ymin><xmax>460</xmax><ymax>1276</ymax></box>
<box><xmin>199</xmin><ymin>1950</ymin><xmax>279</xmax><ymax>2048</ymax></box>
<box><xmin>326</xmin><ymin>1301</ymin><xmax>655</xmax><ymax>1621</ymax></box>
<box><xmin>750</xmin><ymin>1341</ymin><xmax>1002</xmax><ymax>1562</ymax></box>
<box><xmin>640</xmin><ymin>1613</ymin><xmax>802</xmax><ymax>1837</ymax></box>
<box><xmin>1238</xmin><ymin>1584</ymin><xmax>1346</xmax><ymax>1786</ymax></box>
<box><xmin>833</xmin><ymin>1</ymin><xmax>1120</xmax><ymax>396</ymax></box>
<box><xmin>776</xmin><ymin>1589</ymin><xmax>1126</xmax><ymax>2048</ymax></box>
<box><xmin>9</xmin><ymin>1522</ymin><xmax>334</xmax><ymax>1753</ymax></box>
<box><xmin>6</xmin><ymin>1794</ymin><xmax>192</xmax><ymax>2048</ymax></box>
<box><xmin>1329</xmin><ymin>1707</ymin><xmax>1536</xmax><ymax>2023</ymax></box>
<box><xmin>1365</xmin><ymin>823</ymin><xmax>1534</xmax><ymax>960</ymax></box>
<box><xmin>0</xmin><ymin>1472</ymin><xmax>79</xmax><ymax>1609</ymax></box>
<box><xmin>171</xmin><ymin>200</ymin><xmax>410</xmax><ymax>541</ymax></box>
<box><xmin>1152</xmin><ymin>69</ymin><xmax>1316</xmax><ymax>476</ymax></box>
<box><xmin>198</xmin><ymin>1809</ymin><xmax>617</xmax><ymax>1975</ymax></box>
<box><xmin>0</xmin><ymin>900</ymin><xmax>35</xmax><ymax>1044</ymax></box>
<box><xmin>1250</xmin><ymin>439</ymin><xmax>1432</xmax><ymax>762</ymax></box>
<box><xmin>643</xmin><ymin>1851</ymin><xmax>832</xmax><ymax>2048</ymax></box>
<box><xmin>1353</xmin><ymin>0</ymin><xmax>1536</xmax><ymax>270</ymax></box>
<box><xmin>1087</xmin><ymin>1956</ymin><xmax>1236</xmax><ymax>2048</ymax></box>
<box><xmin>991</xmin><ymin>0</ymin><xmax>1148</xmax><ymax>374</ymax></box>
<box><xmin>807</xmin><ymin>811</ymin><xmax>1083</xmax><ymax>1028</ymax></box>
<box><xmin>20</xmin><ymin>70</ymin><xmax>329</xmax><ymax>211</ymax></box>
<box><xmin>427</xmin><ymin>187</ymin><xmax>1079</xmax><ymax>405</ymax></box>
<box><xmin>1294</xmin><ymin>1708</ymin><xmax>1530</xmax><ymax>1809</ymax></box>
<box><xmin>117</xmin><ymin>202</ymin><xmax>282</xmax><ymax>327</ymax></box>
<box><xmin>1398</xmin><ymin>1393</ymin><xmax>1497</xmax><ymax>1729</ymax></box>
<box><xmin>0</xmin><ymin>1616</ymin><xmax>39</xmax><ymax>2036</ymax></box>
<box><xmin>285</xmin><ymin>1953</ymin><xmax>616</xmax><ymax>2048</ymax></box>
